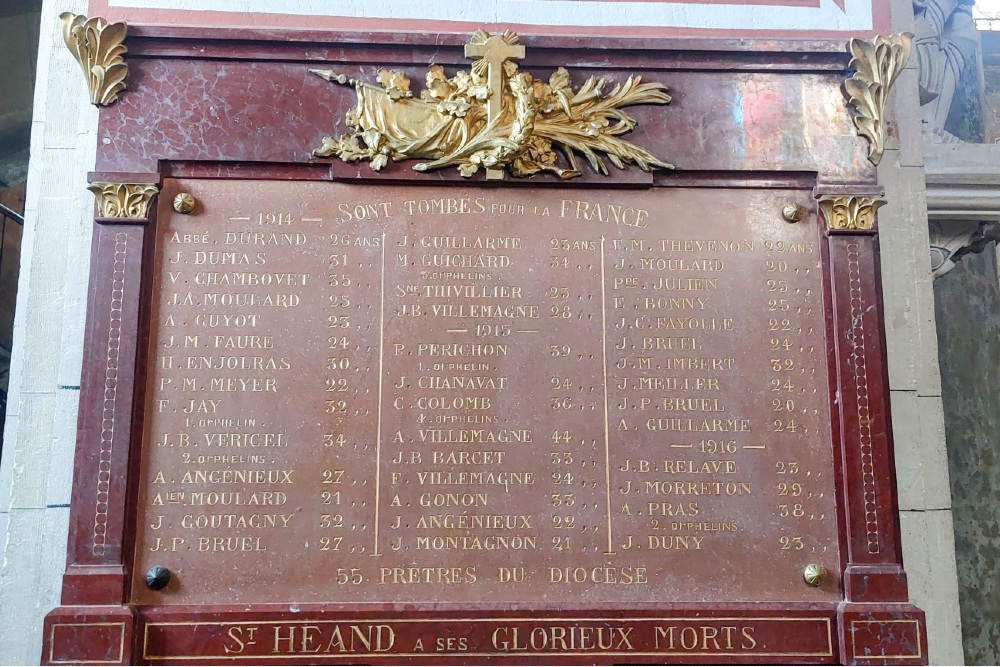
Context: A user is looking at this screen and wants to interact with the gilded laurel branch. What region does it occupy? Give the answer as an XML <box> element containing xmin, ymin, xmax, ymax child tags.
<box><xmin>60</xmin><ymin>13</ymin><xmax>129</xmax><ymax>107</ymax></box>
<box><xmin>844</xmin><ymin>33</ymin><xmax>913</xmax><ymax>166</ymax></box>
<box><xmin>312</xmin><ymin>30</ymin><xmax>672</xmax><ymax>180</ymax></box>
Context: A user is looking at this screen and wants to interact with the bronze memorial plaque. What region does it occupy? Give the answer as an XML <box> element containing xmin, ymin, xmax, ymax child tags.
<box><xmin>133</xmin><ymin>178</ymin><xmax>840</xmax><ymax>606</ymax></box>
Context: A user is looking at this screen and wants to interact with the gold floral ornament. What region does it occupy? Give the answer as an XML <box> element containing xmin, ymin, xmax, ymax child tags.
<box><xmin>312</xmin><ymin>30</ymin><xmax>672</xmax><ymax>180</ymax></box>
<box><xmin>818</xmin><ymin>195</ymin><xmax>886</xmax><ymax>231</ymax></box>
<box><xmin>60</xmin><ymin>13</ymin><xmax>129</xmax><ymax>107</ymax></box>
<box><xmin>88</xmin><ymin>183</ymin><xmax>159</xmax><ymax>219</ymax></box>
<box><xmin>844</xmin><ymin>34</ymin><xmax>912</xmax><ymax>166</ymax></box>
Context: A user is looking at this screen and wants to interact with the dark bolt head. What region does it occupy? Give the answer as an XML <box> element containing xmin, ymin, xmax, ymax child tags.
<box><xmin>145</xmin><ymin>565</ymin><xmax>171</xmax><ymax>590</ymax></box>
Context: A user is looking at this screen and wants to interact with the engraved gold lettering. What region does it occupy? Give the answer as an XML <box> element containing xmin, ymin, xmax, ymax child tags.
<box><xmin>661</xmin><ymin>460</ymin><xmax>736</xmax><ymax>474</ymax></box>
<box><xmin>185</xmin><ymin>356</ymin><xmax>290</xmax><ymax>371</ymax></box>
<box><xmin>416</xmin><ymin>536</ymin><xmax>537</xmax><ymax>550</ymax></box>
<box><xmin>645</xmin><ymin>418</ymin><xmax>750</xmax><ymax>432</ymax></box>
<box><xmin>416</xmin><ymin>514</ymin><xmax>531</xmax><ymax>530</ymax></box>
<box><xmin>224</xmin><ymin>231</ymin><xmax>307</xmax><ymax>245</ymax></box>
<box><xmin>646</xmin><ymin>502</ymin><xmax>699</xmax><ymax>516</ymax></box>
<box><xmin>492</xmin><ymin>626</ymin><xmax>635</xmax><ymax>651</ymax></box>
<box><xmin>270</xmin><ymin>624</ymin><xmax>394</xmax><ymax>654</ymax></box>
<box><xmin>559</xmin><ymin>200</ymin><xmax>648</xmax><ymax>228</ymax></box>
<box><xmin>416</xmin><ymin>471</ymin><xmax>534</xmax><ymax>485</ymax></box>
<box><xmin>193</xmin><ymin>313</ymin><xmax>260</xmax><ymax>328</ymax></box>
<box><xmin>180</xmin><ymin>469</ymin><xmax>293</xmax><ymax>484</ymax></box>
<box><xmin>180</xmin><ymin>513</ymin><xmax>293</xmax><ymax>529</ymax></box>
<box><xmin>657</xmin><ymin>239</ymin><xmax>754</xmax><ymax>253</ymax></box>
<box><xmin>378</xmin><ymin>567</ymin><xmax>478</xmax><ymax>584</ymax></box>
<box><xmin>223</xmin><ymin>626</ymin><xmax>258</xmax><ymax>654</ymax></box>
<box><xmin>651</xmin><ymin>277</ymin><xmax>720</xmax><ymax>290</ymax></box>
<box><xmin>187</xmin><ymin>491</ymin><xmax>287</xmax><ymax>506</ymax></box>
<box><xmin>418</xmin><ymin>493</ymin><xmax>489</xmax><ymax>507</ymax></box>
<box><xmin>646</xmin><ymin>535</ymin><xmax>704</xmax><ymax>550</ymax></box>
<box><xmin>402</xmin><ymin>198</ymin><xmax>485</xmax><ymax>216</ymax></box>
<box><xmin>421</xmin><ymin>254</ymin><xmax>511</xmax><ymax>269</ymax></box>
<box><xmin>169</xmin><ymin>232</ymin><xmax>210</xmax><ymax>244</ymax></box>
<box><xmin>638</xmin><ymin>258</ymin><xmax>724</xmax><ymax>271</ymax></box>
<box><xmin>428</xmin><ymin>304</ymin><xmax>537</xmax><ymax>318</ymax></box>
<box><xmin>548</xmin><ymin>567</ymin><xmax>648</xmax><ymax>585</ymax></box>
<box><xmin>643</xmin><ymin>481</ymin><xmax>752</xmax><ymax>495</ymax></box>
<box><xmin>197</xmin><ymin>536</ymin><xmax>266</xmax><ymax>551</ymax></box>
<box><xmin>202</xmin><ymin>432</ymin><xmax>287</xmax><ymax>447</ymax></box>
<box><xmin>193</xmin><ymin>251</ymin><xmax>266</xmax><ymax>265</ymax></box>
<box><xmin>337</xmin><ymin>202</ymin><xmax>392</xmax><ymax>221</ymax></box>
<box><xmin>417</xmin><ymin>376</ymin><xmax>509</xmax><ymax>390</ymax></box>
<box><xmin>213</xmin><ymin>335</ymin><xmax>274</xmax><ymax>349</ymax></box>
<box><xmin>418</xmin><ymin>235</ymin><xmax>521</xmax><ymax>249</ymax></box>
<box><xmin>435</xmin><ymin>637</ymin><xmax>469</xmax><ymax>651</ymax></box>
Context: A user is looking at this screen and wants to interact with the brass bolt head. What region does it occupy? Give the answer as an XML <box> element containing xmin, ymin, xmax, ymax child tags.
<box><xmin>782</xmin><ymin>202</ymin><xmax>805</xmax><ymax>223</ymax></box>
<box><xmin>803</xmin><ymin>563</ymin><xmax>828</xmax><ymax>587</ymax></box>
<box><xmin>173</xmin><ymin>192</ymin><xmax>196</xmax><ymax>214</ymax></box>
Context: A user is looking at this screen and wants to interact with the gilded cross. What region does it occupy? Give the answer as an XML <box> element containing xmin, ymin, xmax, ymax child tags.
<box><xmin>465</xmin><ymin>33</ymin><xmax>525</xmax><ymax>179</ymax></box>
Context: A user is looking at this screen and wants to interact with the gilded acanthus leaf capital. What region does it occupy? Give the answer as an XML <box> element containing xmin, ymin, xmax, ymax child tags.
<box><xmin>60</xmin><ymin>13</ymin><xmax>129</xmax><ymax>107</ymax></box>
<box><xmin>818</xmin><ymin>195</ymin><xmax>887</xmax><ymax>231</ymax></box>
<box><xmin>88</xmin><ymin>183</ymin><xmax>159</xmax><ymax>220</ymax></box>
<box><xmin>844</xmin><ymin>33</ymin><xmax>913</xmax><ymax>166</ymax></box>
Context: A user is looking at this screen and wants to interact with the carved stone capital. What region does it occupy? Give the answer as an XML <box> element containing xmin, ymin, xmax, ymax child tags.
<box><xmin>60</xmin><ymin>13</ymin><xmax>129</xmax><ymax>107</ymax></box>
<box><xmin>818</xmin><ymin>195</ymin><xmax>887</xmax><ymax>231</ymax></box>
<box><xmin>929</xmin><ymin>220</ymin><xmax>1000</xmax><ymax>277</ymax></box>
<box><xmin>844</xmin><ymin>33</ymin><xmax>913</xmax><ymax>166</ymax></box>
<box><xmin>87</xmin><ymin>183</ymin><xmax>159</xmax><ymax>220</ymax></box>
<box><xmin>925</xmin><ymin>143</ymin><xmax>1000</xmax><ymax>277</ymax></box>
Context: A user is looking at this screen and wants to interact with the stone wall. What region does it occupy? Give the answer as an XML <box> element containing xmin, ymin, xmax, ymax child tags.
<box><xmin>881</xmin><ymin>2</ymin><xmax>963</xmax><ymax>663</ymax></box>
<box><xmin>934</xmin><ymin>242</ymin><xmax>1000</xmax><ymax>666</ymax></box>
<box><xmin>985</xmin><ymin>32</ymin><xmax>1000</xmax><ymax>143</ymax></box>
<box><xmin>0</xmin><ymin>181</ymin><xmax>26</xmax><ymax>401</ymax></box>
<box><xmin>0</xmin><ymin>0</ymin><xmax>39</xmax><ymax>421</ymax></box>
<box><xmin>0</xmin><ymin>0</ymin><xmax>40</xmax><ymax>185</ymax></box>
<box><xmin>0</xmin><ymin>0</ymin><xmax>97</xmax><ymax>662</ymax></box>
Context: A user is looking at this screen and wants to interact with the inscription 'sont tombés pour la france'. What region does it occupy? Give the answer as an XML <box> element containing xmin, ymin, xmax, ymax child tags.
<box><xmin>134</xmin><ymin>179</ymin><xmax>840</xmax><ymax>612</ymax></box>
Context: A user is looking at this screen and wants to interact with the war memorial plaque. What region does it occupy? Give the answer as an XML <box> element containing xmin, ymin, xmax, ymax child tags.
<box><xmin>43</xmin><ymin>19</ymin><xmax>927</xmax><ymax>666</ymax></box>
<box><xmin>135</xmin><ymin>180</ymin><xmax>840</xmax><ymax>607</ymax></box>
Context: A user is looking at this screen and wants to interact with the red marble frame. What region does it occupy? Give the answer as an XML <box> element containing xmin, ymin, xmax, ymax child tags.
<box><xmin>41</xmin><ymin>26</ymin><xmax>926</xmax><ymax>665</ymax></box>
